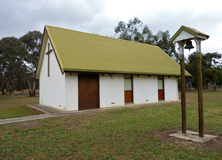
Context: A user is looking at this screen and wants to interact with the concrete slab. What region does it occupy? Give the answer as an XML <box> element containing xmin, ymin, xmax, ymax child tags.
<box><xmin>169</xmin><ymin>130</ymin><xmax>217</xmax><ymax>143</ymax></box>
<box><xmin>27</xmin><ymin>104</ymin><xmax>63</xmax><ymax>114</ymax></box>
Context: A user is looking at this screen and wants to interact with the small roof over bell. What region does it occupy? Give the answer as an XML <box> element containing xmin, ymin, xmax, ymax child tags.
<box><xmin>170</xmin><ymin>26</ymin><xmax>209</xmax><ymax>43</ymax></box>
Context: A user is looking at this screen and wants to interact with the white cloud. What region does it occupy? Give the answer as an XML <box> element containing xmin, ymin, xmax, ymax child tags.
<box><xmin>0</xmin><ymin>0</ymin><xmax>221</xmax><ymax>54</ymax></box>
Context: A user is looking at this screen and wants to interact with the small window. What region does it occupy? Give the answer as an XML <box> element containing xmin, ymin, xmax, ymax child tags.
<box><xmin>124</xmin><ymin>75</ymin><xmax>132</xmax><ymax>91</ymax></box>
<box><xmin>158</xmin><ymin>79</ymin><xmax>163</xmax><ymax>89</ymax></box>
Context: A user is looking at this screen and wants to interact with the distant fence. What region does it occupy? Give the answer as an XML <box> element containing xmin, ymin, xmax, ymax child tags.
<box><xmin>203</xmin><ymin>85</ymin><xmax>222</xmax><ymax>91</ymax></box>
<box><xmin>215</xmin><ymin>85</ymin><xmax>222</xmax><ymax>91</ymax></box>
<box><xmin>179</xmin><ymin>85</ymin><xmax>222</xmax><ymax>91</ymax></box>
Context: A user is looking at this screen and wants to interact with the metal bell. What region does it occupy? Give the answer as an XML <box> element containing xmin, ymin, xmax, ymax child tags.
<box><xmin>184</xmin><ymin>40</ymin><xmax>194</xmax><ymax>50</ymax></box>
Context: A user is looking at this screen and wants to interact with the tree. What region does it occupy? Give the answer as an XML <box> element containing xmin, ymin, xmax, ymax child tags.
<box><xmin>185</xmin><ymin>52</ymin><xmax>198</xmax><ymax>88</ymax></box>
<box><xmin>19</xmin><ymin>31</ymin><xmax>43</xmax><ymax>96</ymax></box>
<box><xmin>204</xmin><ymin>68</ymin><xmax>219</xmax><ymax>91</ymax></box>
<box><xmin>0</xmin><ymin>68</ymin><xmax>6</xmax><ymax>94</ymax></box>
<box><xmin>115</xmin><ymin>17</ymin><xmax>147</xmax><ymax>42</ymax></box>
<box><xmin>202</xmin><ymin>52</ymin><xmax>221</xmax><ymax>69</ymax></box>
<box><xmin>185</xmin><ymin>52</ymin><xmax>222</xmax><ymax>91</ymax></box>
<box><xmin>0</xmin><ymin>37</ymin><xmax>28</xmax><ymax>95</ymax></box>
<box><xmin>202</xmin><ymin>52</ymin><xmax>222</xmax><ymax>91</ymax></box>
<box><xmin>216</xmin><ymin>68</ymin><xmax>222</xmax><ymax>85</ymax></box>
<box><xmin>152</xmin><ymin>30</ymin><xmax>178</xmax><ymax>61</ymax></box>
<box><xmin>114</xmin><ymin>17</ymin><xmax>177</xmax><ymax>61</ymax></box>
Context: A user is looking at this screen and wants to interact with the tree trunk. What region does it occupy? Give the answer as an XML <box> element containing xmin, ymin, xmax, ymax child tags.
<box><xmin>12</xmin><ymin>92</ymin><xmax>14</xmax><ymax>101</ymax></box>
<box><xmin>213</xmin><ymin>78</ymin><xmax>217</xmax><ymax>92</ymax></box>
<box><xmin>213</xmin><ymin>84</ymin><xmax>217</xmax><ymax>91</ymax></box>
<box><xmin>1</xmin><ymin>80</ymin><xmax>9</xmax><ymax>95</ymax></box>
<box><xmin>26</xmin><ymin>76</ymin><xmax>32</xmax><ymax>97</ymax></box>
<box><xmin>7</xmin><ymin>82</ymin><xmax>14</xmax><ymax>101</ymax></box>
<box><xmin>32</xmin><ymin>80</ymin><xmax>36</xmax><ymax>96</ymax></box>
<box><xmin>1</xmin><ymin>88</ymin><xmax>5</xmax><ymax>95</ymax></box>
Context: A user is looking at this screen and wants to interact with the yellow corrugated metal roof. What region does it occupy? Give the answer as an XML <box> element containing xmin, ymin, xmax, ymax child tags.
<box><xmin>35</xmin><ymin>25</ymin><xmax>191</xmax><ymax>79</ymax></box>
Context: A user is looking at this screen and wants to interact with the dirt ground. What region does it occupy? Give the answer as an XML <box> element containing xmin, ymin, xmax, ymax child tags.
<box><xmin>152</xmin><ymin>128</ymin><xmax>222</xmax><ymax>150</ymax></box>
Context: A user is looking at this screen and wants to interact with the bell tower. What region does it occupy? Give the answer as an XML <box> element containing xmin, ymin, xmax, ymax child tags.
<box><xmin>170</xmin><ymin>26</ymin><xmax>209</xmax><ymax>138</ymax></box>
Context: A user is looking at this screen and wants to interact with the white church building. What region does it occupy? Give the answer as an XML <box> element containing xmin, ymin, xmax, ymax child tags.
<box><xmin>35</xmin><ymin>25</ymin><xmax>191</xmax><ymax>111</ymax></box>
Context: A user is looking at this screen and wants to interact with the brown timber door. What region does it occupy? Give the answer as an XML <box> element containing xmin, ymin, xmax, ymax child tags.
<box><xmin>125</xmin><ymin>91</ymin><xmax>133</xmax><ymax>102</ymax></box>
<box><xmin>124</xmin><ymin>75</ymin><xmax>133</xmax><ymax>103</ymax></box>
<box><xmin>158</xmin><ymin>77</ymin><xmax>164</xmax><ymax>100</ymax></box>
<box><xmin>78</xmin><ymin>74</ymin><xmax>99</xmax><ymax>110</ymax></box>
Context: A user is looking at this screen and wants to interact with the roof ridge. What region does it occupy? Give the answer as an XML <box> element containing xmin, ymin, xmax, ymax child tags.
<box><xmin>45</xmin><ymin>25</ymin><xmax>158</xmax><ymax>48</ymax></box>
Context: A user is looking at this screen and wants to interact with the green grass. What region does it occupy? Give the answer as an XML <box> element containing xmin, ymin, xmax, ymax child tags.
<box><xmin>0</xmin><ymin>91</ymin><xmax>222</xmax><ymax>159</ymax></box>
<box><xmin>0</xmin><ymin>96</ymin><xmax>42</xmax><ymax>119</ymax></box>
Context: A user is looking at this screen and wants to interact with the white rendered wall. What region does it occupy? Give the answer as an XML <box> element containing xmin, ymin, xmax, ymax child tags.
<box><xmin>99</xmin><ymin>74</ymin><xmax>124</xmax><ymax>107</ymax></box>
<box><xmin>65</xmin><ymin>73</ymin><xmax>78</xmax><ymax>111</ymax></box>
<box><xmin>164</xmin><ymin>77</ymin><xmax>179</xmax><ymax>101</ymax></box>
<box><xmin>133</xmin><ymin>75</ymin><xmax>158</xmax><ymax>104</ymax></box>
<box><xmin>39</xmin><ymin>39</ymin><xmax>65</xmax><ymax>110</ymax></box>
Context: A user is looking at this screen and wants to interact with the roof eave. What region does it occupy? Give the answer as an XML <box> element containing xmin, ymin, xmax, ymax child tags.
<box><xmin>63</xmin><ymin>68</ymin><xmax>192</xmax><ymax>77</ymax></box>
<box><xmin>46</xmin><ymin>26</ymin><xmax>64</xmax><ymax>75</ymax></box>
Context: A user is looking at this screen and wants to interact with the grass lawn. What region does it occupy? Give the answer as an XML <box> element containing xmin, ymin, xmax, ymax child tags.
<box><xmin>0</xmin><ymin>96</ymin><xmax>42</xmax><ymax>119</ymax></box>
<box><xmin>0</xmin><ymin>91</ymin><xmax>222</xmax><ymax>159</ymax></box>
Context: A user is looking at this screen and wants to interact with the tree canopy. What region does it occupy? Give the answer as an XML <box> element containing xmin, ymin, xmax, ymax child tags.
<box><xmin>19</xmin><ymin>31</ymin><xmax>42</xmax><ymax>69</ymax></box>
<box><xmin>185</xmin><ymin>52</ymin><xmax>222</xmax><ymax>91</ymax></box>
<box><xmin>114</xmin><ymin>17</ymin><xmax>178</xmax><ymax>61</ymax></box>
<box><xmin>19</xmin><ymin>31</ymin><xmax>43</xmax><ymax>96</ymax></box>
<box><xmin>0</xmin><ymin>37</ymin><xmax>28</xmax><ymax>94</ymax></box>
<box><xmin>0</xmin><ymin>31</ymin><xmax>43</xmax><ymax>95</ymax></box>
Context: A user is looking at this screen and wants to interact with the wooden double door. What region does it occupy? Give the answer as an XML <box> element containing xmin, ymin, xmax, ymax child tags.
<box><xmin>78</xmin><ymin>74</ymin><xmax>99</xmax><ymax>110</ymax></box>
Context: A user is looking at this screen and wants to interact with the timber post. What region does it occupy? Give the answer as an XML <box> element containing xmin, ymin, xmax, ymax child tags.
<box><xmin>179</xmin><ymin>42</ymin><xmax>186</xmax><ymax>134</ymax></box>
<box><xmin>195</xmin><ymin>39</ymin><xmax>204</xmax><ymax>138</ymax></box>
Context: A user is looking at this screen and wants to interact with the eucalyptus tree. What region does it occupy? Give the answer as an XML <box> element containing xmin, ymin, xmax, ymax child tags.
<box><xmin>114</xmin><ymin>17</ymin><xmax>177</xmax><ymax>61</ymax></box>
<box><xmin>19</xmin><ymin>31</ymin><xmax>42</xmax><ymax>96</ymax></box>
<box><xmin>115</xmin><ymin>17</ymin><xmax>147</xmax><ymax>42</ymax></box>
<box><xmin>0</xmin><ymin>37</ymin><xmax>28</xmax><ymax>95</ymax></box>
<box><xmin>202</xmin><ymin>52</ymin><xmax>222</xmax><ymax>91</ymax></box>
<box><xmin>185</xmin><ymin>52</ymin><xmax>222</xmax><ymax>91</ymax></box>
